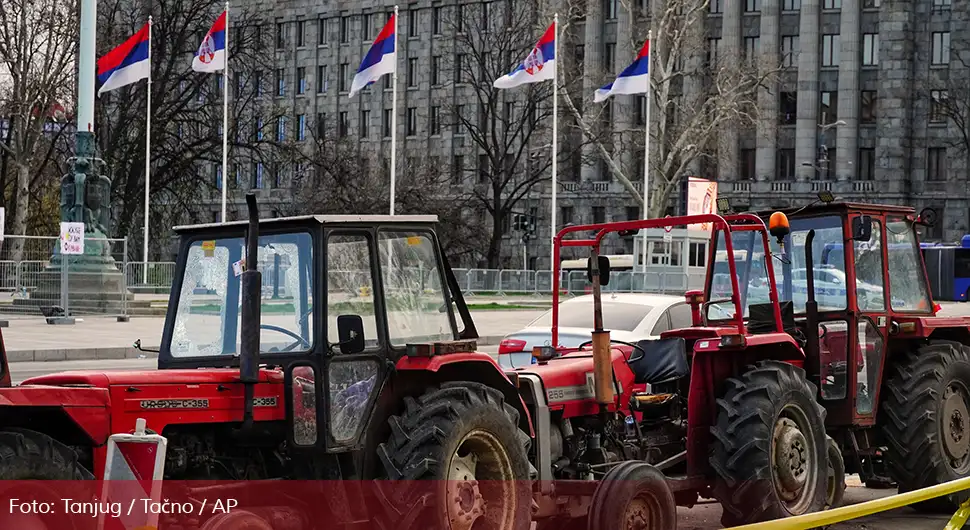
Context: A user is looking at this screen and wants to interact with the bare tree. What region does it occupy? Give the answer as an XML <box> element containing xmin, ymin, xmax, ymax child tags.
<box><xmin>919</xmin><ymin>51</ymin><xmax>970</xmax><ymax>193</ymax></box>
<box><xmin>282</xmin><ymin>124</ymin><xmax>488</xmax><ymax>263</ymax></box>
<box><xmin>95</xmin><ymin>0</ymin><xmax>289</xmax><ymax>258</ymax></box>
<box><xmin>563</xmin><ymin>0</ymin><xmax>773</xmax><ymax>217</ymax></box>
<box><xmin>0</xmin><ymin>0</ymin><xmax>77</xmax><ymax>259</ymax></box>
<box><xmin>441</xmin><ymin>0</ymin><xmax>574</xmax><ymax>268</ymax></box>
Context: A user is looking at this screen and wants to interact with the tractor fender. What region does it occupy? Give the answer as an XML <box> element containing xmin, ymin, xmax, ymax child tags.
<box><xmin>0</xmin><ymin>386</ymin><xmax>111</xmax><ymax>447</ymax></box>
<box><xmin>395</xmin><ymin>353</ymin><xmax>535</xmax><ymax>438</ymax></box>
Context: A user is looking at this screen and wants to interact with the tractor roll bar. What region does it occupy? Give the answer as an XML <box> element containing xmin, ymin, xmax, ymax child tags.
<box><xmin>550</xmin><ymin>213</ymin><xmax>783</xmax><ymax>348</ymax></box>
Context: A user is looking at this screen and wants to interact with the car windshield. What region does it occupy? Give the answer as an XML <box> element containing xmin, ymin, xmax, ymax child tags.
<box><xmin>169</xmin><ymin>231</ymin><xmax>314</xmax><ymax>357</ymax></box>
<box><xmin>531</xmin><ymin>301</ymin><xmax>654</xmax><ymax>331</ymax></box>
<box><xmin>707</xmin><ymin>216</ymin><xmax>848</xmax><ymax>319</ymax></box>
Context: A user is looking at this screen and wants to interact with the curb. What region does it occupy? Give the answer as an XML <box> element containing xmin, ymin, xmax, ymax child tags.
<box><xmin>7</xmin><ymin>336</ymin><xmax>505</xmax><ymax>363</ymax></box>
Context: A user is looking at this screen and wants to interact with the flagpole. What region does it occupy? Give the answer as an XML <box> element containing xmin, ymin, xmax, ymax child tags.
<box><xmin>142</xmin><ymin>17</ymin><xmax>153</xmax><ymax>285</ymax></box>
<box><xmin>550</xmin><ymin>13</ymin><xmax>559</xmax><ymax>274</ymax></box>
<box><xmin>220</xmin><ymin>2</ymin><xmax>230</xmax><ymax>223</ymax></box>
<box><xmin>641</xmin><ymin>30</ymin><xmax>652</xmax><ymax>272</ymax></box>
<box><xmin>389</xmin><ymin>5</ymin><xmax>399</xmax><ymax>216</ymax></box>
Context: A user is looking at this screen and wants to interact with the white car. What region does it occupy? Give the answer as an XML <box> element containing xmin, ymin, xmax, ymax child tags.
<box><xmin>497</xmin><ymin>293</ymin><xmax>692</xmax><ymax>369</ymax></box>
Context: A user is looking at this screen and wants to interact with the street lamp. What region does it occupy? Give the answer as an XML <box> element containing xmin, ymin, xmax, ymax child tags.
<box><xmin>813</xmin><ymin>119</ymin><xmax>846</xmax><ymax>180</ymax></box>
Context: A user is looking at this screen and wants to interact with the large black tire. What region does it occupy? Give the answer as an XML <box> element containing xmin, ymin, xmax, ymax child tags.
<box><xmin>825</xmin><ymin>436</ymin><xmax>846</xmax><ymax>510</ymax></box>
<box><xmin>587</xmin><ymin>461</ymin><xmax>677</xmax><ymax>530</ymax></box>
<box><xmin>710</xmin><ymin>360</ymin><xmax>828</xmax><ymax>527</ymax></box>
<box><xmin>0</xmin><ymin>429</ymin><xmax>92</xmax><ymax>530</ymax></box>
<box><xmin>376</xmin><ymin>381</ymin><xmax>533</xmax><ymax>530</ymax></box>
<box><xmin>882</xmin><ymin>341</ymin><xmax>970</xmax><ymax>512</ymax></box>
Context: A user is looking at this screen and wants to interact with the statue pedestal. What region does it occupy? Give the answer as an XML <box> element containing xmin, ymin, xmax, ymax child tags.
<box><xmin>13</xmin><ymin>237</ymin><xmax>134</xmax><ymax>318</ymax></box>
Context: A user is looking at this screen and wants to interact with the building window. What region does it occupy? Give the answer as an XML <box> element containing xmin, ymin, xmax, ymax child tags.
<box><xmin>296</xmin><ymin>67</ymin><xmax>306</xmax><ymax>94</ymax></box>
<box><xmin>360</xmin><ymin>110</ymin><xmax>370</xmax><ymax>138</ymax></box>
<box><xmin>740</xmin><ymin>149</ymin><xmax>756</xmax><ymax>180</ymax></box>
<box><xmin>316</xmin><ymin>113</ymin><xmax>326</xmax><ymax>137</ymax></box>
<box><xmin>859</xmin><ymin>148</ymin><xmax>875</xmax><ymax>180</ymax></box>
<box><xmin>253</xmin><ymin>163</ymin><xmax>264</xmax><ymax>189</ymax></box>
<box><xmin>605</xmin><ymin>0</ymin><xmax>617</xmax><ymax>19</ymax></box>
<box><xmin>317</xmin><ymin>65</ymin><xmax>327</xmax><ymax>93</ymax></box>
<box><xmin>933</xmin><ymin>0</ymin><xmax>951</xmax><ymax>8</ymax></box>
<box><xmin>254</xmin><ymin>70</ymin><xmax>263</xmax><ymax>97</ymax></box>
<box><xmin>452</xmin><ymin>155</ymin><xmax>464</xmax><ymax>184</ymax></box>
<box><xmin>605</xmin><ymin>43</ymin><xmax>615</xmax><ymax>68</ymax></box>
<box><xmin>408</xmin><ymin>10</ymin><xmax>418</xmax><ymax>37</ymax></box>
<box><xmin>592</xmin><ymin>207</ymin><xmax>606</xmax><ymax>224</ymax></box>
<box><xmin>383</xmin><ymin>109</ymin><xmax>392</xmax><ymax>137</ymax></box>
<box><xmin>821</xmin><ymin>34</ymin><xmax>840</xmax><ymax>66</ymax></box>
<box><xmin>478</xmin><ymin>154</ymin><xmax>490</xmax><ymax>182</ymax></box>
<box><xmin>454</xmin><ymin>104</ymin><xmax>465</xmax><ymax>134</ymax></box>
<box><xmin>318</xmin><ymin>18</ymin><xmax>327</xmax><ymax>46</ymax></box>
<box><xmin>819</xmin><ymin>91</ymin><xmax>838</xmax><ymax>123</ymax></box>
<box><xmin>297</xmin><ymin>20</ymin><xmax>306</xmax><ymax>47</ymax></box>
<box><xmin>431</xmin><ymin>56</ymin><xmax>442</xmax><ymax>85</ymax></box>
<box><xmin>783</xmin><ymin>0</ymin><xmax>801</xmax><ymax>9</ymax></box>
<box><xmin>297</xmin><ymin>114</ymin><xmax>306</xmax><ymax>141</ymax></box>
<box><xmin>362</xmin><ymin>13</ymin><xmax>372</xmax><ymax>39</ymax></box>
<box><xmin>432</xmin><ymin>7</ymin><xmax>442</xmax><ymax>34</ymax></box>
<box><xmin>932</xmin><ymin>32</ymin><xmax>951</xmax><ymax>65</ymax></box>
<box><xmin>406</xmin><ymin>107</ymin><xmax>417</xmax><ymax>136</ymax></box>
<box><xmin>862</xmin><ymin>33</ymin><xmax>879</xmax><ymax>66</ymax></box>
<box><xmin>635</xmin><ymin>96</ymin><xmax>647</xmax><ymax>125</ymax></box>
<box><xmin>780</xmin><ymin>92</ymin><xmax>797</xmax><ymax>124</ymax></box>
<box><xmin>255</xmin><ymin>117</ymin><xmax>264</xmax><ymax>141</ymax></box>
<box><xmin>744</xmin><ymin>37</ymin><xmax>760</xmax><ymax>64</ymax></box>
<box><xmin>430</xmin><ymin>106</ymin><xmax>441</xmax><ymax>135</ymax></box>
<box><xmin>778</xmin><ymin>149</ymin><xmax>796</xmax><ymax>180</ymax></box>
<box><xmin>456</xmin><ymin>4</ymin><xmax>465</xmax><ymax>32</ymax></box>
<box><xmin>338</xmin><ymin>111</ymin><xmax>348</xmax><ymax>137</ymax></box>
<box><xmin>340</xmin><ymin>17</ymin><xmax>349</xmax><ymax>43</ymax></box>
<box><xmin>276</xmin><ymin>22</ymin><xmax>286</xmax><ymax>49</ymax></box>
<box><xmin>276</xmin><ymin>116</ymin><xmax>286</xmax><ymax>142</ymax></box>
<box><xmin>708</xmin><ymin>38</ymin><xmax>720</xmax><ymax>65</ymax></box>
<box><xmin>339</xmin><ymin>63</ymin><xmax>348</xmax><ymax>92</ymax></box>
<box><xmin>781</xmin><ymin>36</ymin><xmax>799</xmax><ymax>67</ymax></box>
<box><xmin>823</xmin><ymin>0</ymin><xmax>841</xmax><ymax>8</ymax></box>
<box><xmin>861</xmin><ymin>91</ymin><xmax>877</xmax><ymax>123</ymax></box>
<box><xmin>625</xmin><ymin>206</ymin><xmax>640</xmax><ymax>221</ymax></box>
<box><xmin>863</xmin><ymin>0</ymin><xmax>880</xmax><ymax>7</ymax></box>
<box><xmin>455</xmin><ymin>54</ymin><xmax>466</xmax><ymax>84</ymax></box>
<box><xmin>745</xmin><ymin>0</ymin><xmax>760</xmax><ymax>12</ymax></box>
<box><xmin>931</xmin><ymin>90</ymin><xmax>949</xmax><ymax>123</ymax></box>
<box><xmin>928</xmin><ymin>147</ymin><xmax>947</xmax><ymax>181</ymax></box>
<box><xmin>561</xmin><ymin>206</ymin><xmax>574</xmax><ymax>225</ymax></box>
<box><xmin>710</xmin><ymin>0</ymin><xmax>723</xmax><ymax>13</ymax></box>
<box><xmin>408</xmin><ymin>57</ymin><xmax>418</xmax><ymax>87</ymax></box>
<box><xmin>276</xmin><ymin>68</ymin><xmax>285</xmax><ymax>96</ymax></box>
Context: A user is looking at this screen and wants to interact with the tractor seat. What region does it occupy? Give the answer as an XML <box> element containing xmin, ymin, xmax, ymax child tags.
<box><xmin>628</xmin><ymin>338</ymin><xmax>689</xmax><ymax>386</ymax></box>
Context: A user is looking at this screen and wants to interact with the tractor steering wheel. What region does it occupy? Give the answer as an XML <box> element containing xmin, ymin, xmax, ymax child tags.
<box><xmin>260</xmin><ymin>324</ymin><xmax>311</xmax><ymax>352</ymax></box>
<box><xmin>578</xmin><ymin>338</ymin><xmax>646</xmax><ymax>363</ymax></box>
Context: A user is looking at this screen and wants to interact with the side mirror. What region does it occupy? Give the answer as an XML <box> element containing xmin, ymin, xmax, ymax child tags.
<box><xmin>337</xmin><ymin>315</ymin><xmax>366</xmax><ymax>355</ymax></box>
<box><xmin>586</xmin><ymin>255</ymin><xmax>611</xmax><ymax>286</ymax></box>
<box><xmin>918</xmin><ymin>207</ymin><xmax>939</xmax><ymax>227</ymax></box>
<box><xmin>852</xmin><ymin>215</ymin><xmax>873</xmax><ymax>242</ymax></box>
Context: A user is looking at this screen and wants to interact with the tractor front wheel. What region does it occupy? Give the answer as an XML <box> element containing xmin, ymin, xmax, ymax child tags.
<box><xmin>376</xmin><ymin>381</ymin><xmax>532</xmax><ymax>530</ymax></box>
<box><xmin>710</xmin><ymin>360</ymin><xmax>828</xmax><ymax>527</ymax></box>
<box><xmin>883</xmin><ymin>341</ymin><xmax>970</xmax><ymax>511</ymax></box>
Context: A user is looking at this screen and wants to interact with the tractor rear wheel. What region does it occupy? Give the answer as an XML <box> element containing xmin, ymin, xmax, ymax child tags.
<box><xmin>0</xmin><ymin>428</ymin><xmax>92</xmax><ymax>530</ymax></box>
<box><xmin>825</xmin><ymin>436</ymin><xmax>846</xmax><ymax>510</ymax></box>
<box><xmin>882</xmin><ymin>341</ymin><xmax>970</xmax><ymax>512</ymax></box>
<box><xmin>710</xmin><ymin>360</ymin><xmax>828</xmax><ymax>527</ymax></box>
<box><xmin>376</xmin><ymin>381</ymin><xmax>532</xmax><ymax>530</ymax></box>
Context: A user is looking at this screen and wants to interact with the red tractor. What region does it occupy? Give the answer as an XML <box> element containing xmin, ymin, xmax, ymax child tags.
<box><xmin>0</xmin><ymin>194</ymin><xmax>966</xmax><ymax>530</ymax></box>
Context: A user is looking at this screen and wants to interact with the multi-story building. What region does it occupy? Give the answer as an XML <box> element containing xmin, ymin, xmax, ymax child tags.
<box><xmin>221</xmin><ymin>0</ymin><xmax>967</xmax><ymax>269</ymax></box>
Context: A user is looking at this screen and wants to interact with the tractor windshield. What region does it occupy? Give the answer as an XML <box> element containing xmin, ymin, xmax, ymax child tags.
<box><xmin>707</xmin><ymin>230</ymin><xmax>771</xmax><ymax>319</ymax></box>
<box><xmin>169</xmin><ymin>231</ymin><xmax>314</xmax><ymax>357</ymax></box>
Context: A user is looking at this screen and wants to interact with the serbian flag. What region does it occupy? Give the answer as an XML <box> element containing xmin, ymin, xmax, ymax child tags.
<box><xmin>349</xmin><ymin>14</ymin><xmax>396</xmax><ymax>97</ymax></box>
<box><xmin>193</xmin><ymin>10</ymin><xmax>227</xmax><ymax>73</ymax></box>
<box><xmin>96</xmin><ymin>22</ymin><xmax>151</xmax><ymax>96</ymax></box>
<box><xmin>594</xmin><ymin>39</ymin><xmax>650</xmax><ymax>102</ymax></box>
<box><xmin>494</xmin><ymin>20</ymin><xmax>556</xmax><ymax>89</ymax></box>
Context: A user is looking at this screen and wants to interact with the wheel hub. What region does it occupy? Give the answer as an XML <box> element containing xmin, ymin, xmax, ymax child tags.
<box><xmin>623</xmin><ymin>498</ymin><xmax>652</xmax><ymax>530</ymax></box>
<box><xmin>773</xmin><ymin>418</ymin><xmax>809</xmax><ymax>501</ymax></box>
<box><xmin>943</xmin><ymin>385</ymin><xmax>970</xmax><ymax>462</ymax></box>
<box><xmin>448</xmin><ymin>451</ymin><xmax>485</xmax><ymax>530</ymax></box>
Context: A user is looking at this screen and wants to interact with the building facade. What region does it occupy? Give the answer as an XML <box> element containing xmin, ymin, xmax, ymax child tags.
<box><xmin>216</xmin><ymin>0</ymin><xmax>966</xmax><ymax>269</ymax></box>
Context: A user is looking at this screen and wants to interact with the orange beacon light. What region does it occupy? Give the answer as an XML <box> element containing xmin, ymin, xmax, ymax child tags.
<box><xmin>769</xmin><ymin>212</ymin><xmax>791</xmax><ymax>249</ymax></box>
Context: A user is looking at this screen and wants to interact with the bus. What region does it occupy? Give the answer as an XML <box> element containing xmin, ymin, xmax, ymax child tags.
<box><xmin>921</xmin><ymin>235</ymin><xmax>970</xmax><ymax>301</ymax></box>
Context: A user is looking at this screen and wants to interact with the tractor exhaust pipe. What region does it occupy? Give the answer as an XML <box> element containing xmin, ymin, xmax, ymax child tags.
<box><xmin>589</xmin><ymin>247</ymin><xmax>614</xmax><ymax>405</ymax></box>
<box><xmin>239</xmin><ymin>193</ymin><xmax>262</xmax><ymax>430</ymax></box>
<box><xmin>804</xmin><ymin>229</ymin><xmax>820</xmax><ymax>376</ymax></box>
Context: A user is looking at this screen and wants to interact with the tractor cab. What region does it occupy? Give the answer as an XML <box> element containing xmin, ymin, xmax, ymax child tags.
<box><xmin>707</xmin><ymin>200</ymin><xmax>936</xmax><ymax>426</ymax></box>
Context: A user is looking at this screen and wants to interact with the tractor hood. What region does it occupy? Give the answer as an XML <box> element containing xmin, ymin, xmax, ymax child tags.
<box><xmin>20</xmin><ymin>368</ymin><xmax>284</xmax><ymax>388</ymax></box>
<box><xmin>512</xmin><ymin>348</ymin><xmax>635</xmax><ymax>405</ymax></box>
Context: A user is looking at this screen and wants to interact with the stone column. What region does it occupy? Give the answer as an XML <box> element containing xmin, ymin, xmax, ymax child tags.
<box><xmin>581</xmin><ymin>0</ymin><xmax>604</xmax><ymax>182</ymax></box>
<box><xmin>795</xmin><ymin>0</ymin><xmax>821</xmax><ymax>182</ymax></box>
<box><xmin>615</xmin><ymin>4</ymin><xmax>636</xmax><ymax>179</ymax></box>
<box><xmin>836</xmin><ymin>0</ymin><xmax>860</xmax><ymax>182</ymax></box>
<box><xmin>756</xmin><ymin>1</ymin><xmax>780</xmax><ymax>182</ymax></box>
<box><xmin>876</xmin><ymin>0</ymin><xmax>915</xmax><ymax>191</ymax></box>
<box><xmin>718</xmin><ymin>0</ymin><xmax>741</xmax><ymax>180</ymax></box>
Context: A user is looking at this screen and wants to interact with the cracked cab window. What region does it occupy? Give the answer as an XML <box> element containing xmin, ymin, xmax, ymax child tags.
<box><xmin>887</xmin><ymin>217</ymin><xmax>933</xmax><ymax>312</ymax></box>
<box><xmin>854</xmin><ymin>219</ymin><xmax>886</xmax><ymax>311</ymax></box>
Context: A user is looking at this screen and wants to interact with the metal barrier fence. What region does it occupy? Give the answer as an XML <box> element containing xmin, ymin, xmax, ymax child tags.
<box><xmin>126</xmin><ymin>263</ymin><xmax>708</xmax><ymax>298</ymax></box>
<box><xmin>0</xmin><ymin>235</ymin><xmax>129</xmax><ymax>318</ymax></box>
